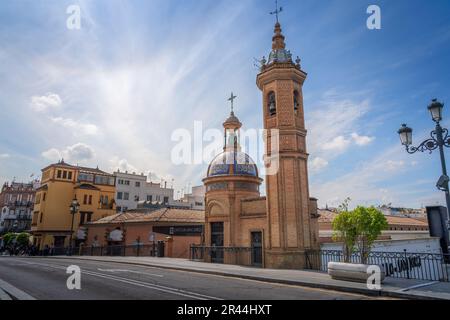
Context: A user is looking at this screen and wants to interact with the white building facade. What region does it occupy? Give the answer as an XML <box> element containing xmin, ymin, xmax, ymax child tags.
<box><xmin>174</xmin><ymin>185</ymin><xmax>205</xmax><ymax>210</ymax></box>
<box><xmin>114</xmin><ymin>171</ymin><xmax>175</xmax><ymax>212</ymax></box>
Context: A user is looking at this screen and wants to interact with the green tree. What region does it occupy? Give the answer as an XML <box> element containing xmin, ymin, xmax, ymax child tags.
<box><xmin>332</xmin><ymin>199</ymin><xmax>388</xmax><ymax>264</ymax></box>
<box><xmin>353</xmin><ymin>206</ymin><xmax>388</xmax><ymax>264</ymax></box>
<box><xmin>2</xmin><ymin>232</ymin><xmax>16</xmax><ymax>246</ymax></box>
<box><xmin>332</xmin><ymin>198</ymin><xmax>357</xmax><ymax>262</ymax></box>
<box><xmin>15</xmin><ymin>232</ymin><xmax>31</xmax><ymax>248</ymax></box>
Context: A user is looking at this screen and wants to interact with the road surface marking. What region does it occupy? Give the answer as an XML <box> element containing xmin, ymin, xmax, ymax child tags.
<box><xmin>398</xmin><ymin>281</ymin><xmax>438</xmax><ymax>292</ymax></box>
<box><xmin>0</xmin><ymin>287</ymin><xmax>12</xmax><ymax>300</ymax></box>
<box><xmin>0</xmin><ymin>278</ymin><xmax>36</xmax><ymax>300</ymax></box>
<box><xmin>97</xmin><ymin>268</ymin><xmax>164</xmax><ymax>277</ymax></box>
<box><xmin>8</xmin><ymin>259</ymin><xmax>222</xmax><ymax>300</ymax></box>
<box><xmin>80</xmin><ymin>269</ymin><xmax>222</xmax><ymax>300</ymax></box>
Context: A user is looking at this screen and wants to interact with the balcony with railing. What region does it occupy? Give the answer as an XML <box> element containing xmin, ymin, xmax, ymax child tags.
<box><xmin>5</xmin><ymin>200</ymin><xmax>34</xmax><ymax>208</ymax></box>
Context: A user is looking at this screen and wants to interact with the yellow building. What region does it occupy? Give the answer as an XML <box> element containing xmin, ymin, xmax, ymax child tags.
<box><xmin>31</xmin><ymin>160</ymin><xmax>116</xmax><ymax>249</ymax></box>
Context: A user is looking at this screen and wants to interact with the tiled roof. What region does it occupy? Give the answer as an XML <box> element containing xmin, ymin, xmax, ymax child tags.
<box><xmin>318</xmin><ymin>209</ymin><xmax>337</xmax><ymax>223</ymax></box>
<box><xmin>318</xmin><ymin>209</ymin><xmax>428</xmax><ymax>226</ymax></box>
<box><xmin>90</xmin><ymin>208</ymin><xmax>205</xmax><ymax>225</ymax></box>
<box><xmin>386</xmin><ymin>216</ymin><xmax>427</xmax><ymax>226</ymax></box>
<box><xmin>42</xmin><ymin>161</ymin><xmax>111</xmax><ymax>175</ymax></box>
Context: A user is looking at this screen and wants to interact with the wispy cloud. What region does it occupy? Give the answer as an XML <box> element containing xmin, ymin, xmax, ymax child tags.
<box><xmin>351</xmin><ymin>132</ymin><xmax>374</xmax><ymax>146</ymax></box>
<box><xmin>310</xmin><ymin>157</ymin><xmax>329</xmax><ymax>171</ymax></box>
<box><xmin>42</xmin><ymin>143</ymin><xmax>95</xmax><ymax>163</ymax></box>
<box><xmin>310</xmin><ymin>145</ymin><xmax>433</xmax><ymax>208</ymax></box>
<box><xmin>50</xmin><ymin>117</ymin><xmax>99</xmax><ymax>136</ymax></box>
<box><xmin>0</xmin><ymin>0</ymin><xmax>449</xmax><ymax>207</ymax></box>
<box><xmin>30</xmin><ymin>93</ymin><xmax>61</xmax><ymax>112</ymax></box>
<box><xmin>306</xmin><ymin>91</ymin><xmax>373</xmax><ymax>170</ymax></box>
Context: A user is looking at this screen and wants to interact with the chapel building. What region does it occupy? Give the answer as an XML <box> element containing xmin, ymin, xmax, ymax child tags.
<box><xmin>202</xmin><ymin>21</ymin><xmax>320</xmax><ymax>269</ymax></box>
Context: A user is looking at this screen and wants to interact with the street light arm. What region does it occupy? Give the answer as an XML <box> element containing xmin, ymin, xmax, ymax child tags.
<box><xmin>405</xmin><ymin>137</ymin><xmax>439</xmax><ymax>154</ymax></box>
<box><xmin>440</xmin><ymin>127</ymin><xmax>450</xmax><ymax>148</ymax></box>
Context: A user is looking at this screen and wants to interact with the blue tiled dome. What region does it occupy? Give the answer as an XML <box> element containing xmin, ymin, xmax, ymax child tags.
<box><xmin>207</xmin><ymin>151</ymin><xmax>258</xmax><ymax>178</ymax></box>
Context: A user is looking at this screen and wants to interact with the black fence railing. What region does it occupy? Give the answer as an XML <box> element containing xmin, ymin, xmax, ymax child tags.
<box><xmin>305</xmin><ymin>249</ymin><xmax>449</xmax><ymax>282</ymax></box>
<box><xmin>40</xmin><ymin>244</ymin><xmax>163</xmax><ymax>257</ymax></box>
<box><xmin>190</xmin><ymin>245</ymin><xmax>262</xmax><ymax>267</ymax></box>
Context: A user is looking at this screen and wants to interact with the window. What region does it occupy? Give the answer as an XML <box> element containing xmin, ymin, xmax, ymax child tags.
<box><xmin>57</xmin><ymin>170</ymin><xmax>62</xmax><ymax>178</ymax></box>
<box><xmin>124</xmin><ymin>192</ymin><xmax>129</xmax><ymax>200</ymax></box>
<box><xmin>79</xmin><ymin>212</ymin><xmax>93</xmax><ymax>225</ymax></box>
<box><xmin>83</xmin><ymin>194</ymin><xmax>88</xmax><ymax>205</ymax></box>
<box><xmin>39</xmin><ymin>212</ymin><xmax>44</xmax><ymax>223</ymax></box>
<box><xmin>32</xmin><ymin>211</ymin><xmax>39</xmax><ymax>225</ymax></box>
<box><xmin>268</xmin><ymin>91</ymin><xmax>276</xmax><ymax>115</ymax></box>
<box><xmin>95</xmin><ymin>175</ymin><xmax>108</xmax><ymax>185</ymax></box>
<box><xmin>293</xmin><ymin>90</ymin><xmax>300</xmax><ymax>111</ymax></box>
<box><xmin>117</xmin><ymin>192</ymin><xmax>123</xmax><ymax>200</ymax></box>
<box><xmin>88</xmin><ymin>195</ymin><xmax>92</xmax><ymax>205</ymax></box>
<box><xmin>99</xmin><ymin>195</ymin><xmax>108</xmax><ymax>205</ymax></box>
<box><xmin>43</xmin><ymin>193</ymin><xmax>46</xmax><ymax>201</ymax></box>
<box><xmin>68</xmin><ymin>171</ymin><xmax>73</xmax><ymax>180</ymax></box>
<box><xmin>147</xmin><ymin>195</ymin><xmax>152</xmax><ymax>202</ymax></box>
<box><xmin>163</xmin><ymin>196</ymin><xmax>169</xmax><ymax>204</ymax></box>
<box><xmin>63</xmin><ymin>171</ymin><xmax>67</xmax><ymax>179</ymax></box>
<box><xmin>104</xmin><ymin>196</ymin><xmax>109</xmax><ymax>205</ymax></box>
<box><xmin>135</xmin><ymin>181</ymin><xmax>141</xmax><ymax>187</ymax></box>
<box><xmin>134</xmin><ymin>195</ymin><xmax>139</xmax><ymax>202</ymax></box>
<box><xmin>95</xmin><ymin>175</ymin><xmax>115</xmax><ymax>186</ymax></box>
<box><xmin>80</xmin><ymin>212</ymin><xmax>86</xmax><ymax>225</ymax></box>
<box><xmin>78</xmin><ymin>173</ymin><xmax>94</xmax><ymax>182</ymax></box>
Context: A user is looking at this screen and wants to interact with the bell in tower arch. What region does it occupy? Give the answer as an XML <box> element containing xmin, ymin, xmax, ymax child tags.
<box><xmin>293</xmin><ymin>90</ymin><xmax>300</xmax><ymax>111</ymax></box>
<box><xmin>268</xmin><ymin>91</ymin><xmax>276</xmax><ymax>115</ymax></box>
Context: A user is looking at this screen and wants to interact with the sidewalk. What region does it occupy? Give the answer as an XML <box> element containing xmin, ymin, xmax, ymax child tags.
<box><xmin>49</xmin><ymin>255</ymin><xmax>450</xmax><ymax>300</ymax></box>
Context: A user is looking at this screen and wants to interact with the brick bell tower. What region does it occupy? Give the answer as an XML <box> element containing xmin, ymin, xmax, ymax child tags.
<box><xmin>256</xmin><ymin>21</ymin><xmax>319</xmax><ymax>269</ymax></box>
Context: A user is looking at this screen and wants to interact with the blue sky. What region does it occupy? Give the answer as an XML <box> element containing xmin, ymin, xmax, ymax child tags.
<box><xmin>0</xmin><ymin>0</ymin><xmax>450</xmax><ymax>208</ymax></box>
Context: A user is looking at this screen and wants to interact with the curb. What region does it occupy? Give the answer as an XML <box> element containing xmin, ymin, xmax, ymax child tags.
<box><xmin>31</xmin><ymin>256</ymin><xmax>445</xmax><ymax>300</ymax></box>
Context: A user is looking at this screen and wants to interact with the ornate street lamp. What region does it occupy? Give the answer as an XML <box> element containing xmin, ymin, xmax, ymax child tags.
<box><xmin>69</xmin><ymin>197</ymin><xmax>80</xmax><ymax>255</ymax></box>
<box><xmin>428</xmin><ymin>98</ymin><xmax>443</xmax><ymax>123</ymax></box>
<box><xmin>398</xmin><ymin>98</ymin><xmax>450</xmax><ymax>227</ymax></box>
<box><xmin>398</xmin><ymin>124</ymin><xmax>412</xmax><ymax>146</ymax></box>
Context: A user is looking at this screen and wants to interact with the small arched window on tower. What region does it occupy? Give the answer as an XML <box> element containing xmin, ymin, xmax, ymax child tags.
<box><xmin>268</xmin><ymin>91</ymin><xmax>276</xmax><ymax>116</ymax></box>
<box><xmin>293</xmin><ymin>90</ymin><xmax>300</xmax><ymax>112</ymax></box>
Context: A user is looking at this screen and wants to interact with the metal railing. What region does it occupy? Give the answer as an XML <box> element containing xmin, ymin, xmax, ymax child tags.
<box><xmin>190</xmin><ymin>245</ymin><xmax>262</xmax><ymax>267</ymax></box>
<box><xmin>305</xmin><ymin>249</ymin><xmax>449</xmax><ymax>282</ymax></box>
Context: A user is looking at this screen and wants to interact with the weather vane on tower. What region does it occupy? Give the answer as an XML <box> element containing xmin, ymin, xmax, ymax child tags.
<box><xmin>270</xmin><ymin>0</ymin><xmax>283</xmax><ymax>23</ymax></box>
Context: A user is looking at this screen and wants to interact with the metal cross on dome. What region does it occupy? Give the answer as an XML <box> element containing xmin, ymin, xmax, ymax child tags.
<box><xmin>228</xmin><ymin>92</ymin><xmax>237</xmax><ymax>113</ymax></box>
<box><xmin>270</xmin><ymin>0</ymin><xmax>283</xmax><ymax>23</ymax></box>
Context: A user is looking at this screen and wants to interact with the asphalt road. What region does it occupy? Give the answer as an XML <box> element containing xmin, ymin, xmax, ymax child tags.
<box><xmin>0</xmin><ymin>257</ymin><xmax>388</xmax><ymax>300</ymax></box>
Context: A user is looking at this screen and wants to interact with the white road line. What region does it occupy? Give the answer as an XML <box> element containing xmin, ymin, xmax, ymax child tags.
<box><xmin>0</xmin><ymin>287</ymin><xmax>12</xmax><ymax>300</ymax></box>
<box><xmin>0</xmin><ymin>278</ymin><xmax>36</xmax><ymax>300</ymax></box>
<box><xmin>81</xmin><ymin>269</ymin><xmax>222</xmax><ymax>300</ymax></box>
<box><xmin>97</xmin><ymin>268</ymin><xmax>164</xmax><ymax>277</ymax></box>
<box><xmin>8</xmin><ymin>258</ymin><xmax>222</xmax><ymax>300</ymax></box>
<box><xmin>399</xmin><ymin>281</ymin><xmax>438</xmax><ymax>292</ymax></box>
